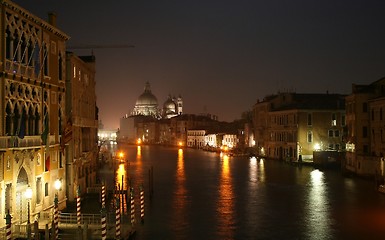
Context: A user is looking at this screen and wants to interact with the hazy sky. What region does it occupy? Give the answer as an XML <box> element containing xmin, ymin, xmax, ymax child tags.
<box><xmin>14</xmin><ymin>0</ymin><xmax>385</xmax><ymax>129</ymax></box>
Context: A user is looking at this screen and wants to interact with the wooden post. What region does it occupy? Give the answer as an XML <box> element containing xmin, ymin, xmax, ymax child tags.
<box><xmin>4</xmin><ymin>210</ymin><xmax>11</xmax><ymax>240</ymax></box>
<box><xmin>34</xmin><ymin>220</ymin><xmax>39</xmax><ymax>240</ymax></box>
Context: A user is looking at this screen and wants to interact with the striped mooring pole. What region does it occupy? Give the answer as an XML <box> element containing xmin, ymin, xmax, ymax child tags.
<box><xmin>101</xmin><ymin>205</ymin><xmax>107</xmax><ymax>240</ymax></box>
<box><xmin>5</xmin><ymin>210</ymin><xmax>11</xmax><ymax>240</ymax></box>
<box><xmin>101</xmin><ymin>184</ymin><xmax>106</xmax><ymax>207</ymax></box>
<box><xmin>54</xmin><ymin>193</ymin><xmax>59</xmax><ymax>240</ymax></box>
<box><xmin>115</xmin><ymin>197</ymin><xmax>121</xmax><ymax>239</ymax></box>
<box><xmin>130</xmin><ymin>187</ymin><xmax>135</xmax><ymax>225</ymax></box>
<box><xmin>140</xmin><ymin>185</ymin><xmax>145</xmax><ymax>223</ymax></box>
<box><xmin>77</xmin><ymin>187</ymin><xmax>81</xmax><ymax>225</ymax></box>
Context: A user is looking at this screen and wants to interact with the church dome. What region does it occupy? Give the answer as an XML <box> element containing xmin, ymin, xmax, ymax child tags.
<box><xmin>163</xmin><ymin>95</ymin><xmax>176</xmax><ymax>112</ymax></box>
<box><xmin>135</xmin><ymin>82</ymin><xmax>158</xmax><ymax>106</ymax></box>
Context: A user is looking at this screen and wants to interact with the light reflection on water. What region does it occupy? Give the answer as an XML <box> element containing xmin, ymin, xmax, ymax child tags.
<box><xmin>171</xmin><ymin>148</ymin><xmax>188</xmax><ymax>237</ymax></box>
<box><xmin>217</xmin><ymin>153</ymin><xmax>235</xmax><ymax>239</ymax></box>
<box><xmin>110</xmin><ymin>145</ymin><xmax>385</xmax><ymax>240</ymax></box>
<box><xmin>305</xmin><ymin>169</ymin><xmax>331</xmax><ymax>239</ymax></box>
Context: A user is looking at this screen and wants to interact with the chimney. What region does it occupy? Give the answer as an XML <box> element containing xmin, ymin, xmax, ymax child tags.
<box><xmin>48</xmin><ymin>12</ymin><xmax>57</xmax><ymax>27</ymax></box>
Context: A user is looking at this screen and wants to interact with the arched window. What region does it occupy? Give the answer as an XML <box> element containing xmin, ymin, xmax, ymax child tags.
<box><xmin>13</xmin><ymin>106</ymin><xmax>20</xmax><ymax>136</ymax></box>
<box><xmin>307</xmin><ymin>131</ymin><xmax>313</xmax><ymax>143</ymax></box>
<box><xmin>28</xmin><ymin>107</ymin><xmax>34</xmax><ymax>135</ymax></box>
<box><xmin>5</xmin><ymin>27</ymin><xmax>12</xmax><ymax>59</ymax></box>
<box><xmin>5</xmin><ymin>103</ymin><xmax>12</xmax><ymax>135</ymax></box>
<box><xmin>35</xmin><ymin>110</ymin><xmax>40</xmax><ymax>136</ymax></box>
<box><xmin>58</xmin><ymin>53</ymin><xmax>63</xmax><ymax>80</ymax></box>
<box><xmin>13</xmin><ymin>32</ymin><xmax>20</xmax><ymax>62</ymax></box>
<box><xmin>43</xmin><ymin>43</ymin><xmax>48</xmax><ymax>76</ymax></box>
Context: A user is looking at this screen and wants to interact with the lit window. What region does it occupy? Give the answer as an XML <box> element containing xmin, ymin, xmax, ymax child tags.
<box><xmin>307</xmin><ymin>113</ymin><xmax>312</xmax><ymax>126</ymax></box>
<box><xmin>331</xmin><ymin>113</ymin><xmax>337</xmax><ymax>126</ymax></box>
<box><xmin>307</xmin><ymin>131</ymin><xmax>313</xmax><ymax>143</ymax></box>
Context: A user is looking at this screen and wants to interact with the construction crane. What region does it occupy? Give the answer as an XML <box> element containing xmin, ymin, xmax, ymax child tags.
<box><xmin>67</xmin><ymin>44</ymin><xmax>135</xmax><ymax>50</ymax></box>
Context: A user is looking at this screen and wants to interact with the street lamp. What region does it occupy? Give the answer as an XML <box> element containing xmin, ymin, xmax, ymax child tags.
<box><xmin>54</xmin><ymin>179</ymin><xmax>62</xmax><ymax>192</ymax></box>
<box><xmin>25</xmin><ymin>186</ymin><xmax>32</xmax><ymax>240</ymax></box>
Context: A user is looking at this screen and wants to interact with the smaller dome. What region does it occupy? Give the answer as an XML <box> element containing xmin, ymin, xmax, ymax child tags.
<box><xmin>163</xmin><ymin>95</ymin><xmax>176</xmax><ymax>112</ymax></box>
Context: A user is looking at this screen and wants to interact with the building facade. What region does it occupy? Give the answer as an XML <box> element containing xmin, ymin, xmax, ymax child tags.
<box><xmin>187</xmin><ymin>129</ymin><xmax>206</xmax><ymax>148</ymax></box>
<box><xmin>345</xmin><ymin>78</ymin><xmax>385</xmax><ymax>177</ymax></box>
<box><xmin>252</xmin><ymin>92</ymin><xmax>346</xmax><ymax>161</ymax></box>
<box><xmin>0</xmin><ymin>1</ymin><xmax>69</xmax><ymax>226</ymax></box>
<box><xmin>65</xmin><ymin>53</ymin><xmax>98</xmax><ymax>200</ymax></box>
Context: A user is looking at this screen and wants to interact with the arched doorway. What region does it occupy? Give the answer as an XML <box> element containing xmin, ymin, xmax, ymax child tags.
<box><xmin>16</xmin><ymin>167</ymin><xmax>29</xmax><ymax>223</ymax></box>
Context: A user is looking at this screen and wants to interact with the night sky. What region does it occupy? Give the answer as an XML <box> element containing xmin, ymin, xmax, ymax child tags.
<box><xmin>13</xmin><ymin>0</ymin><xmax>385</xmax><ymax>129</ymax></box>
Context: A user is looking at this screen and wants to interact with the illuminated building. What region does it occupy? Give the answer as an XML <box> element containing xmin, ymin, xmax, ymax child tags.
<box><xmin>345</xmin><ymin>78</ymin><xmax>385</xmax><ymax>177</ymax></box>
<box><xmin>65</xmin><ymin>53</ymin><xmax>98</xmax><ymax>201</ymax></box>
<box><xmin>0</xmin><ymin>2</ymin><xmax>68</xmax><ymax>227</ymax></box>
<box><xmin>120</xmin><ymin>82</ymin><xmax>183</xmax><ymax>143</ymax></box>
<box><xmin>131</xmin><ymin>81</ymin><xmax>160</xmax><ymax>118</ymax></box>
<box><xmin>187</xmin><ymin>130</ymin><xmax>206</xmax><ymax>148</ymax></box>
<box><xmin>252</xmin><ymin>92</ymin><xmax>346</xmax><ymax>161</ymax></box>
<box><xmin>162</xmin><ymin>94</ymin><xmax>183</xmax><ymax>119</ymax></box>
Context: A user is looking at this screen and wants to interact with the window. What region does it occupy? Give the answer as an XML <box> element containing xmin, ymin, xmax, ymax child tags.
<box><xmin>307</xmin><ymin>131</ymin><xmax>313</xmax><ymax>143</ymax></box>
<box><xmin>332</xmin><ymin>113</ymin><xmax>337</xmax><ymax>126</ymax></box>
<box><xmin>363</xmin><ymin>102</ymin><xmax>368</xmax><ymax>113</ymax></box>
<box><xmin>36</xmin><ymin>177</ymin><xmax>42</xmax><ymax>204</ymax></box>
<box><xmin>43</xmin><ymin>44</ymin><xmax>49</xmax><ymax>76</ymax></box>
<box><xmin>363</xmin><ymin>145</ymin><xmax>369</xmax><ymax>154</ymax></box>
<box><xmin>45</xmin><ymin>182</ymin><xmax>49</xmax><ymax>197</ymax></box>
<box><xmin>341</xmin><ymin>115</ymin><xmax>346</xmax><ymax>126</ymax></box>
<box><xmin>58</xmin><ymin>53</ymin><xmax>63</xmax><ymax>80</ymax></box>
<box><xmin>363</xmin><ymin>126</ymin><xmax>368</xmax><ymax>138</ymax></box>
<box><xmin>307</xmin><ymin>113</ymin><xmax>312</xmax><ymax>126</ymax></box>
<box><xmin>328</xmin><ymin>130</ymin><xmax>334</xmax><ymax>137</ymax></box>
<box><xmin>334</xmin><ymin>130</ymin><xmax>340</xmax><ymax>137</ymax></box>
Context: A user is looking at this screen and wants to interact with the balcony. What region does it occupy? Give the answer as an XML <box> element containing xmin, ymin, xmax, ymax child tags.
<box><xmin>5</xmin><ymin>60</ymin><xmax>36</xmax><ymax>79</ymax></box>
<box><xmin>0</xmin><ymin>135</ymin><xmax>54</xmax><ymax>150</ymax></box>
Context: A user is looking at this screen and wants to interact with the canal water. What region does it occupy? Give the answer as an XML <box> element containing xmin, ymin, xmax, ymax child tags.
<box><xmin>112</xmin><ymin>145</ymin><xmax>385</xmax><ymax>240</ymax></box>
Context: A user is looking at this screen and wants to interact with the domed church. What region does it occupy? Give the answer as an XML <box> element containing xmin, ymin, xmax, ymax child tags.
<box><xmin>162</xmin><ymin>94</ymin><xmax>183</xmax><ymax>119</ymax></box>
<box><xmin>132</xmin><ymin>81</ymin><xmax>160</xmax><ymax>117</ymax></box>
<box><xmin>131</xmin><ymin>82</ymin><xmax>183</xmax><ymax>119</ymax></box>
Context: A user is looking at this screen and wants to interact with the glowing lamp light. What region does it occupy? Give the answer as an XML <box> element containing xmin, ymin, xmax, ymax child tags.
<box><xmin>314</xmin><ymin>143</ymin><xmax>321</xmax><ymax>151</ymax></box>
<box><xmin>54</xmin><ymin>179</ymin><xmax>62</xmax><ymax>191</ymax></box>
<box><xmin>137</xmin><ymin>138</ymin><xmax>142</xmax><ymax>145</ymax></box>
<box><xmin>25</xmin><ymin>186</ymin><xmax>32</xmax><ymax>200</ymax></box>
<box><xmin>118</xmin><ymin>152</ymin><xmax>124</xmax><ymax>159</ymax></box>
<box><xmin>178</xmin><ymin>141</ymin><xmax>183</xmax><ymax>147</ymax></box>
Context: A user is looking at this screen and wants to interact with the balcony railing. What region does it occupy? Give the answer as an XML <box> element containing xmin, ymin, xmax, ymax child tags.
<box><xmin>5</xmin><ymin>60</ymin><xmax>36</xmax><ymax>78</ymax></box>
<box><xmin>0</xmin><ymin>135</ymin><xmax>55</xmax><ymax>150</ymax></box>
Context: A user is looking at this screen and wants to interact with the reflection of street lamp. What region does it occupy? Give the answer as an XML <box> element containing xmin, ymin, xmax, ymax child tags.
<box><xmin>25</xmin><ymin>186</ymin><xmax>32</xmax><ymax>240</ymax></box>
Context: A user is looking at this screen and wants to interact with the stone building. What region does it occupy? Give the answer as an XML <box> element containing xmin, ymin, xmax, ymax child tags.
<box><xmin>65</xmin><ymin>53</ymin><xmax>98</xmax><ymax>201</ymax></box>
<box><xmin>252</xmin><ymin>92</ymin><xmax>346</xmax><ymax>161</ymax></box>
<box><xmin>0</xmin><ymin>1</ymin><xmax>69</xmax><ymax>226</ymax></box>
<box><xmin>345</xmin><ymin>78</ymin><xmax>385</xmax><ymax>177</ymax></box>
<box><xmin>120</xmin><ymin>82</ymin><xmax>183</xmax><ymax>143</ymax></box>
